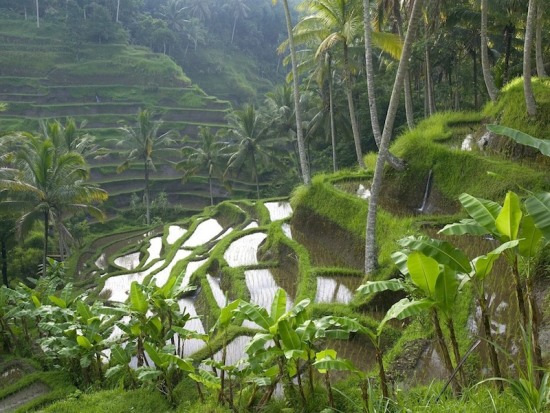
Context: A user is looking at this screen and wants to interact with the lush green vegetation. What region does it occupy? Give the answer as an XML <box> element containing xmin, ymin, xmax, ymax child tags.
<box><xmin>0</xmin><ymin>0</ymin><xmax>550</xmax><ymax>411</ymax></box>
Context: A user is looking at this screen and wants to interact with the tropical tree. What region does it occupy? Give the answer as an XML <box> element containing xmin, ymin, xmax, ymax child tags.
<box><xmin>365</xmin><ymin>0</ymin><xmax>424</xmax><ymax>273</ymax></box>
<box><xmin>524</xmin><ymin>0</ymin><xmax>537</xmax><ymax>116</ymax></box>
<box><xmin>116</xmin><ymin>109</ymin><xmax>178</xmax><ymax>226</ymax></box>
<box><xmin>225</xmin><ymin>0</ymin><xmax>251</xmax><ymax>45</ymax></box>
<box><xmin>177</xmin><ymin>126</ymin><xmax>229</xmax><ymax>206</ymax></box>
<box><xmin>225</xmin><ymin>104</ymin><xmax>280</xmax><ymax>199</ymax></box>
<box><xmin>535</xmin><ymin>0</ymin><xmax>547</xmax><ymax>78</ymax></box>
<box><xmin>480</xmin><ymin>0</ymin><xmax>499</xmax><ymax>101</ymax></box>
<box><xmin>274</xmin><ymin>0</ymin><xmax>311</xmax><ymax>185</ymax></box>
<box><xmin>295</xmin><ymin>0</ymin><xmax>366</xmax><ymax>169</ymax></box>
<box><xmin>0</xmin><ymin>134</ymin><xmax>106</xmax><ymax>276</ymax></box>
<box><xmin>39</xmin><ymin>118</ymin><xmax>96</xmax><ymax>157</ymax></box>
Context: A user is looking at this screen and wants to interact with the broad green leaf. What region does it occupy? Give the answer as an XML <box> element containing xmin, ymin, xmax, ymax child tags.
<box><xmin>284</xmin><ymin>348</ymin><xmax>306</xmax><ymax>360</ymax></box>
<box><xmin>279</xmin><ymin>319</ymin><xmax>302</xmax><ymax>351</ymax></box>
<box><xmin>76</xmin><ymin>335</ymin><xmax>93</xmax><ymax>350</ymax></box>
<box><xmin>270</xmin><ymin>288</ymin><xmax>287</xmax><ymax>322</ymax></box>
<box><xmin>487</xmin><ymin>124</ymin><xmax>550</xmax><ymax>157</ymax></box>
<box><xmin>105</xmin><ymin>364</ymin><xmax>126</xmax><ymax>379</ymax></box>
<box><xmin>399</xmin><ymin>236</ymin><xmax>471</xmax><ymax>273</ymax></box>
<box><xmin>357</xmin><ymin>280</ymin><xmax>404</xmax><ymax>295</ymax></box>
<box><xmin>378</xmin><ymin>298</ymin><xmax>433</xmax><ymax>336</ymax></box>
<box><xmin>164</xmin><ymin>354</ymin><xmax>194</xmax><ymax>372</ymax></box>
<box><xmin>237</xmin><ymin>301</ymin><xmax>273</xmax><ymax>331</ymax></box>
<box><xmin>60</xmin><ymin>283</ymin><xmax>73</xmax><ymax>305</ymax></box>
<box><xmin>245</xmin><ymin>333</ymin><xmax>273</xmax><ymax>355</ymax></box>
<box><xmin>137</xmin><ymin>368</ymin><xmax>162</xmax><ymax>381</ymax></box>
<box><xmin>215</xmin><ymin>299</ymin><xmax>241</xmax><ymax>330</ymax></box>
<box><xmin>525</xmin><ymin>192</ymin><xmax>550</xmax><ymax>241</ymax></box>
<box><xmin>189</xmin><ymin>370</ymin><xmax>221</xmax><ymax>389</ymax></box>
<box><xmin>438</xmin><ymin>219</ymin><xmax>489</xmax><ymax>236</ymax></box>
<box><xmin>129</xmin><ymin>282</ymin><xmax>148</xmax><ymax>314</ymax></box>
<box><xmin>459</xmin><ymin>193</ymin><xmax>501</xmax><ymax>234</ymax></box>
<box><xmin>144</xmin><ymin>342</ymin><xmax>164</xmax><ymax>368</ymax></box>
<box><xmin>518</xmin><ymin>215</ymin><xmax>543</xmax><ymax>257</ymax></box>
<box><xmin>110</xmin><ymin>344</ymin><xmax>131</xmax><ymax>364</ymax></box>
<box><xmin>80</xmin><ymin>355</ymin><xmax>91</xmax><ymax>368</ymax></box>
<box><xmin>495</xmin><ymin>192</ymin><xmax>522</xmax><ymax>241</ymax></box>
<box><xmin>31</xmin><ymin>295</ymin><xmax>41</xmax><ymax>308</ymax></box>
<box><xmin>296</xmin><ymin>320</ymin><xmax>316</xmax><ymax>342</ymax></box>
<box><xmin>391</xmin><ymin>251</ymin><xmax>409</xmax><ymax>275</ymax></box>
<box><xmin>471</xmin><ymin>240</ymin><xmax>520</xmax><ymax>281</ymax></box>
<box><xmin>48</xmin><ymin>295</ymin><xmax>67</xmax><ymax>309</ymax></box>
<box><xmin>434</xmin><ymin>267</ymin><xmax>459</xmax><ymax>315</ymax></box>
<box><xmin>146</xmin><ymin>316</ymin><xmax>163</xmax><ymax>335</ymax></box>
<box><xmin>316</xmin><ymin>349</ymin><xmax>337</xmax><ymax>361</ymax></box>
<box><xmin>285</xmin><ymin>299</ymin><xmax>311</xmax><ymax>321</ymax></box>
<box><xmin>313</xmin><ymin>357</ymin><xmax>357</xmax><ymax>374</ymax></box>
<box><xmin>407</xmin><ymin>251</ymin><xmax>439</xmax><ymax>297</ymax></box>
<box><xmin>76</xmin><ymin>300</ymin><xmax>94</xmax><ymax>323</ymax></box>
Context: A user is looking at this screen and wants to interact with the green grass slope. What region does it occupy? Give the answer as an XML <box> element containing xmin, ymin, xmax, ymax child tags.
<box><xmin>0</xmin><ymin>18</ymin><xmax>234</xmax><ymax>214</ymax></box>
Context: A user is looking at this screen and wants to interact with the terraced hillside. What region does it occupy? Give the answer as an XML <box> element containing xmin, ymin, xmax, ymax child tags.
<box><xmin>0</xmin><ymin>18</ymin><xmax>243</xmax><ymax>214</ymax></box>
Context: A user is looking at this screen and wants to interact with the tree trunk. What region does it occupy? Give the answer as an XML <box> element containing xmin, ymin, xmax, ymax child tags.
<box><xmin>116</xmin><ymin>0</ymin><xmax>120</xmax><ymax>23</ymax></box>
<box><xmin>252</xmin><ymin>153</ymin><xmax>259</xmax><ymax>200</ymax></box>
<box><xmin>365</xmin><ymin>0</ymin><xmax>423</xmax><ymax>274</ymax></box>
<box><xmin>503</xmin><ymin>24</ymin><xmax>514</xmax><ymax>84</ymax></box>
<box><xmin>328</xmin><ymin>55</ymin><xmax>337</xmax><ymax>173</ymax></box>
<box><xmin>472</xmin><ymin>49</ymin><xmax>479</xmax><ymax>110</ymax></box>
<box><xmin>425</xmin><ymin>43</ymin><xmax>435</xmax><ymax>115</ymax></box>
<box><xmin>535</xmin><ymin>2</ymin><xmax>547</xmax><ymax>77</ymax></box>
<box><xmin>343</xmin><ymin>44</ymin><xmax>365</xmax><ymax>169</ymax></box>
<box><xmin>432</xmin><ymin>310</ymin><xmax>461</xmax><ymax>395</ymax></box>
<box><xmin>282</xmin><ymin>0</ymin><xmax>310</xmax><ymax>185</ymax></box>
<box><xmin>1</xmin><ymin>239</ymin><xmax>7</xmax><ymax>286</ymax></box>
<box><xmin>144</xmin><ymin>161</ymin><xmax>151</xmax><ymax>226</ymax></box>
<box><xmin>375</xmin><ymin>347</ymin><xmax>388</xmax><ymax>399</ymax></box>
<box><xmin>362</xmin><ymin>0</ymin><xmax>406</xmax><ymax>171</ymax></box>
<box><xmin>524</xmin><ymin>0</ymin><xmax>537</xmax><ymax>116</ymax></box>
<box><xmin>446</xmin><ymin>317</ymin><xmax>466</xmax><ymax>387</ymax></box>
<box><xmin>231</xmin><ymin>15</ymin><xmax>237</xmax><ymax>44</ymax></box>
<box><xmin>42</xmin><ymin>210</ymin><xmax>48</xmax><ymax>277</ymax></box>
<box><xmin>481</xmin><ymin>0</ymin><xmax>499</xmax><ymax>101</ymax></box>
<box><xmin>208</xmin><ymin>171</ymin><xmax>214</xmax><ymax>206</ymax></box>
<box><xmin>479</xmin><ymin>289</ymin><xmax>504</xmax><ymax>392</ymax></box>
<box><xmin>35</xmin><ymin>0</ymin><xmax>39</xmax><ymax>28</ymax></box>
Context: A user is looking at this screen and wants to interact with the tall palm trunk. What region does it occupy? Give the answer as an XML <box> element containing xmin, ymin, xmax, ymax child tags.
<box><xmin>481</xmin><ymin>0</ymin><xmax>499</xmax><ymax>101</ymax></box>
<box><xmin>365</xmin><ymin>0</ymin><xmax>423</xmax><ymax>274</ymax></box>
<box><xmin>535</xmin><ymin>2</ymin><xmax>547</xmax><ymax>77</ymax></box>
<box><xmin>425</xmin><ymin>43</ymin><xmax>435</xmax><ymax>116</ymax></box>
<box><xmin>503</xmin><ymin>24</ymin><xmax>514</xmax><ymax>85</ymax></box>
<box><xmin>282</xmin><ymin>0</ymin><xmax>311</xmax><ymax>185</ymax></box>
<box><xmin>1</xmin><ymin>239</ymin><xmax>8</xmax><ymax>286</ymax></box>
<box><xmin>208</xmin><ymin>170</ymin><xmax>214</xmax><ymax>206</ymax></box>
<box><xmin>343</xmin><ymin>44</ymin><xmax>366</xmax><ymax>169</ymax></box>
<box><xmin>116</xmin><ymin>0</ymin><xmax>120</xmax><ymax>23</ymax></box>
<box><xmin>231</xmin><ymin>15</ymin><xmax>238</xmax><ymax>44</ymax></box>
<box><xmin>35</xmin><ymin>0</ymin><xmax>39</xmax><ymax>28</ymax></box>
<box><xmin>362</xmin><ymin>0</ymin><xmax>405</xmax><ymax>172</ymax></box>
<box><xmin>524</xmin><ymin>0</ymin><xmax>537</xmax><ymax>116</ymax></box>
<box><xmin>43</xmin><ymin>210</ymin><xmax>48</xmax><ymax>277</ymax></box>
<box><xmin>144</xmin><ymin>161</ymin><xmax>151</xmax><ymax>225</ymax></box>
<box><xmin>327</xmin><ymin>55</ymin><xmax>337</xmax><ymax>173</ymax></box>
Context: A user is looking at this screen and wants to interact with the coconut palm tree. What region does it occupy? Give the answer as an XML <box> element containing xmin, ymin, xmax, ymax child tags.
<box><xmin>116</xmin><ymin>109</ymin><xmax>178</xmax><ymax>226</ymax></box>
<box><xmin>481</xmin><ymin>0</ymin><xmax>499</xmax><ymax>101</ymax></box>
<box><xmin>365</xmin><ymin>0</ymin><xmax>423</xmax><ymax>274</ymax></box>
<box><xmin>524</xmin><ymin>0</ymin><xmax>537</xmax><ymax>116</ymax></box>
<box><xmin>226</xmin><ymin>0</ymin><xmax>250</xmax><ymax>45</ymax></box>
<box><xmin>39</xmin><ymin>118</ymin><xmax>96</xmax><ymax>157</ymax></box>
<box><xmin>274</xmin><ymin>0</ymin><xmax>311</xmax><ymax>185</ymax></box>
<box><xmin>177</xmin><ymin>126</ymin><xmax>230</xmax><ymax>206</ymax></box>
<box><xmin>0</xmin><ymin>135</ymin><xmax>106</xmax><ymax>276</ymax></box>
<box><xmin>295</xmin><ymin>0</ymin><xmax>366</xmax><ymax>169</ymax></box>
<box><xmin>225</xmin><ymin>105</ymin><xmax>279</xmax><ymax>199</ymax></box>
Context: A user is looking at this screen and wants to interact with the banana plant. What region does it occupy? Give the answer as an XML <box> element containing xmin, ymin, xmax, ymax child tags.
<box><xmin>440</xmin><ymin>191</ymin><xmax>548</xmax><ymax>380</ymax></box>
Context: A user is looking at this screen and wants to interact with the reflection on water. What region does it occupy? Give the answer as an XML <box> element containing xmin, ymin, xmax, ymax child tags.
<box><xmin>167</xmin><ymin>226</ymin><xmax>187</xmax><ymax>244</ymax></box>
<box><xmin>244</xmin><ymin>221</ymin><xmax>258</xmax><ymax>230</ymax></box>
<box><xmin>224</xmin><ymin>232</ymin><xmax>267</xmax><ymax>267</ymax></box>
<box><xmin>144</xmin><ymin>237</ymin><xmax>163</xmax><ymax>265</ymax></box>
<box><xmin>315</xmin><ymin>276</ymin><xmax>362</xmax><ymax>304</ymax></box>
<box><xmin>264</xmin><ymin>202</ymin><xmax>293</xmax><ymax>221</ymax></box>
<box><xmin>207</xmin><ymin>274</ymin><xmax>227</xmax><ymax>308</ymax></box>
<box><xmin>95</xmin><ymin>253</ymin><xmax>107</xmax><ymax>271</ymax></box>
<box><xmin>281</xmin><ymin>223</ymin><xmax>292</xmax><ymax>239</ymax></box>
<box><xmin>102</xmin><ymin>260</ymin><xmax>164</xmax><ymax>302</ymax></box>
<box><xmin>183</xmin><ymin>219</ymin><xmax>223</xmax><ymax>248</ymax></box>
<box><xmin>177</xmin><ymin>297</ymin><xmax>206</xmax><ymax>356</ymax></box>
<box><xmin>152</xmin><ymin>249</ymin><xmax>192</xmax><ymax>287</ymax></box>
<box><xmin>114</xmin><ymin>252</ymin><xmax>141</xmax><ymax>271</ymax></box>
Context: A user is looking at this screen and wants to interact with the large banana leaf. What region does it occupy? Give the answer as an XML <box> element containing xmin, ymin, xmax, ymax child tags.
<box><xmin>495</xmin><ymin>192</ymin><xmax>522</xmax><ymax>242</ymax></box>
<box><xmin>357</xmin><ymin>280</ymin><xmax>404</xmax><ymax>295</ymax></box>
<box><xmin>236</xmin><ymin>301</ymin><xmax>273</xmax><ymax>331</ymax></box>
<box><xmin>407</xmin><ymin>251</ymin><xmax>440</xmax><ymax>297</ymax></box>
<box><xmin>458</xmin><ymin>193</ymin><xmax>501</xmax><ymax>234</ymax></box>
<box><xmin>129</xmin><ymin>282</ymin><xmax>148</xmax><ymax>315</ymax></box>
<box><xmin>378</xmin><ymin>298</ymin><xmax>433</xmax><ymax>336</ymax></box>
<box><xmin>486</xmin><ymin>124</ymin><xmax>550</xmax><ymax>156</ymax></box>
<box><xmin>189</xmin><ymin>370</ymin><xmax>221</xmax><ymax>390</ymax></box>
<box><xmin>518</xmin><ymin>215</ymin><xmax>543</xmax><ymax>257</ymax></box>
<box><xmin>525</xmin><ymin>192</ymin><xmax>550</xmax><ymax>241</ymax></box>
<box><xmin>279</xmin><ymin>319</ymin><xmax>302</xmax><ymax>351</ymax></box>
<box><xmin>270</xmin><ymin>288</ymin><xmax>287</xmax><ymax>322</ymax></box>
<box><xmin>434</xmin><ymin>267</ymin><xmax>460</xmax><ymax>315</ymax></box>
<box><xmin>471</xmin><ymin>240</ymin><xmax>520</xmax><ymax>281</ymax></box>
<box><xmin>439</xmin><ymin>219</ymin><xmax>489</xmax><ymax>236</ymax></box>
<box><xmin>399</xmin><ymin>236</ymin><xmax>471</xmax><ymax>273</ymax></box>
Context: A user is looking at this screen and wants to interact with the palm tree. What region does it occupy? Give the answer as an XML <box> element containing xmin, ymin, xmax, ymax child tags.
<box><xmin>524</xmin><ymin>0</ymin><xmax>537</xmax><ymax>116</ymax></box>
<box><xmin>39</xmin><ymin>118</ymin><xmax>96</xmax><ymax>157</ymax></box>
<box><xmin>117</xmin><ymin>109</ymin><xmax>178</xmax><ymax>226</ymax></box>
<box><xmin>177</xmin><ymin>126</ymin><xmax>229</xmax><ymax>206</ymax></box>
<box><xmin>0</xmin><ymin>135</ymin><xmax>106</xmax><ymax>276</ymax></box>
<box><xmin>535</xmin><ymin>0</ymin><xmax>547</xmax><ymax>78</ymax></box>
<box><xmin>481</xmin><ymin>0</ymin><xmax>499</xmax><ymax>101</ymax></box>
<box><xmin>226</xmin><ymin>0</ymin><xmax>251</xmax><ymax>45</ymax></box>
<box><xmin>365</xmin><ymin>0</ymin><xmax>423</xmax><ymax>274</ymax></box>
<box><xmin>296</xmin><ymin>0</ymin><xmax>366</xmax><ymax>169</ymax></box>
<box><xmin>225</xmin><ymin>105</ymin><xmax>278</xmax><ymax>199</ymax></box>
<box><xmin>273</xmin><ymin>0</ymin><xmax>311</xmax><ymax>185</ymax></box>
<box><xmin>160</xmin><ymin>0</ymin><xmax>188</xmax><ymax>34</ymax></box>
